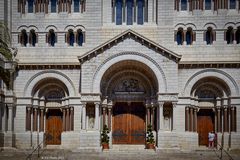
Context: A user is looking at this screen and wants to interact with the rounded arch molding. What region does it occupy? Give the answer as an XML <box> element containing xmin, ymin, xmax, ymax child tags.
<box><xmin>24</xmin><ymin>70</ymin><xmax>77</xmax><ymax>97</ymax></box>
<box><xmin>183</xmin><ymin>69</ymin><xmax>239</xmax><ymax>97</ymax></box>
<box><xmin>91</xmin><ymin>52</ymin><xmax>167</xmax><ymax>93</ymax></box>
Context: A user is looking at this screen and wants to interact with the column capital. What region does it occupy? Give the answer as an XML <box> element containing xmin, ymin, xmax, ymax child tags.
<box><xmin>158</xmin><ymin>101</ymin><xmax>164</xmax><ymax>107</ymax></box>
<box><xmin>94</xmin><ymin>102</ymin><xmax>100</xmax><ymax>105</ymax></box>
<box><xmin>33</xmin><ymin>105</ymin><xmax>39</xmax><ymax>109</ymax></box>
<box><xmin>39</xmin><ymin>106</ymin><xmax>45</xmax><ymax>110</ymax></box>
<box><xmin>172</xmin><ymin>102</ymin><xmax>177</xmax><ymax>107</ymax></box>
<box><xmin>82</xmin><ymin>102</ymin><xmax>87</xmax><ymax>107</ymax></box>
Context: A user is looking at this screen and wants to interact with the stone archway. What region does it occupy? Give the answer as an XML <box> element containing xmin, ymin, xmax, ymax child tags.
<box><xmin>100</xmin><ymin>60</ymin><xmax>158</xmax><ymax>144</ymax></box>
<box><xmin>189</xmin><ymin>76</ymin><xmax>233</xmax><ymax>147</ymax></box>
<box><xmin>25</xmin><ymin>77</ymin><xmax>74</xmax><ymax>146</ymax></box>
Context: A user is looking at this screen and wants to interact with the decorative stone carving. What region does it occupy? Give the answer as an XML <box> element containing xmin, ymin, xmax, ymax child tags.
<box><xmin>158</xmin><ymin>93</ymin><xmax>178</xmax><ymax>102</ymax></box>
<box><xmin>81</xmin><ymin>94</ymin><xmax>101</xmax><ymax>102</ymax></box>
<box><xmin>114</xmin><ymin>78</ymin><xmax>144</xmax><ymax>93</ymax></box>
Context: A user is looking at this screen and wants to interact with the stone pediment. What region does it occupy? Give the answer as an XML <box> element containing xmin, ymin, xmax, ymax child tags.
<box><xmin>78</xmin><ymin>29</ymin><xmax>181</xmax><ymax>63</ymax></box>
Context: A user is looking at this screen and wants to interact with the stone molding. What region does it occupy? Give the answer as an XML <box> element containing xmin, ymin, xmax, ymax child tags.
<box><xmin>80</xmin><ymin>93</ymin><xmax>101</xmax><ymax>102</ymax></box>
<box><xmin>23</xmin><ymin>70</ymin><xmax>76</xmax><ymax>97</ymax></box>
<box><xmin>78</xmin><ymin>29</ymin><xmax>181</xmax><ymax>63</ymax></box>
<box><xmin>182</xmin><ymin>68</ymin><xmax>239</xmax><ymax>97</ymax></box>
<box><xmin>158</xmin><ymin>93</ymin><xmax>178</xmax><ymax>102</ymax></box>
<box><xmin>91</xmin><ymin>51</ymin><xmax>168</xmax><ymax>93</ymax></box>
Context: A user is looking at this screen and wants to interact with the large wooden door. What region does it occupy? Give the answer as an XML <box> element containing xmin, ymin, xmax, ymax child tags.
<box><xmin>46</xmin><ymin>109</ymin><xmax>62</xmax><ymax>145</ymax></box>
<box><xmin>112</xmin><ymin>102</ymin><xmax>145</xmax><ymax>144</ymax></box>
<box><xmin>197</xmin><ymin>109</ymin><xmax>214</xmax><ymax>146</ymax></box>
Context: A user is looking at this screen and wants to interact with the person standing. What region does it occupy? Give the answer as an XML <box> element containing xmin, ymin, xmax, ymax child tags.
<box><xmin>208</xmin><ymin>131</ymin><xmax>215</xmax><ymax>148</ymax></box>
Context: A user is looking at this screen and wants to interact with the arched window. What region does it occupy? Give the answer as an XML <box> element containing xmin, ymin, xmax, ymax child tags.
<box><xmin>18</xmin><ymin>0</ymin><xmax>26</xmax><ymax>14</ymax></box>
<box><xmin>20</xmin><ymin>30</ymin><xmax>28</xmax><ymax>47</ymax></box>
<box><xmin>29</xmin><ymin>30</ymin><xmax>37</xmax><ymax>47</ymax></box>
<box><xmin>205</xmin><ymin>0</ymin><xmax>211</xmax><ymax>10</ymax></box>
<box><xmin>137</xmin><ymin>0</ymin><xmax>144</xmax><ymax>25</ymax></box>
<box><xmin>205</xmin><ymin>27</ymin><xmax>214</xmax><ymax>45</ymax></box>
<box><xmin>226</xmin><ymin>27</ymin><xmax>234</xmax><ymax>44</ymax></box>
<box><xmin>51</xmin><ymin>0</ymin><xmax>57</xmax><ymax>12</ymax></box>
<box><xmin>48</xmin><ymin>29</ymin><xmax>56</xmax><ymax>47</ymax></box>
<box><xmin>186</xmin><ymin>28</ymin><xmax>193</xmax><ymax>45</ymax></box>
<box><xmin>114</xmin><ymin>0</ymin><xmax>147</xmax><ymax>25</ymax></box>
<box><xmin>126</xmin><ymin>0</ymin><xmax>133</xmax><ymax>25</ymax></box>
<box><xmin>181</xmin><ymin>0</ymin><xmax>187</xmax><ymax>10</ymax></box>
<box><xmin>236</xmin><ymin>27</ymin><xmax>240</xmax><ymax>44</ymax></box>
<box><xmin>66</xmin><ymin>29</ymin><xmax>75</xmax><ymax>46</ymax></box>
<box><xmin>28</xmin><ymin>0</ymin><xmax>34</xmax><ymax>13</ymax></box>
<box><xmin>116</xmin><ymin>0</ymin><xmax>123</xmax><ymax>25</ymax></box>
<box><xmin>77</xmin><ymin>29</ymin><xmax>84</xmax><ymax>46</ymax></box>
<box><xmin>74</xmin><ymin>0</ymin><xmax>80</xmax><ymax>12</ymax></box>
<box><xmin>230</xmin><ymin>0</ymin><xmax>236</xmax><ymax>9</ymax></box>
<box><xmin>176</xmin><ymin>28</ymin><xmax>184</xmax><ymax>45</ymax></box>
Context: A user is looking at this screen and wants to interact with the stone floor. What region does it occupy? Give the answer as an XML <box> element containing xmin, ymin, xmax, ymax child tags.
<box><xmin>0</xmin><ymin>148</ymin><xmax>240</xmax><ymax>160</ymax></box>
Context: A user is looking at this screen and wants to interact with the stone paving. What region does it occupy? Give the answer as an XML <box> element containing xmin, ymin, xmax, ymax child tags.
<box><xmin>0</xmin><ymin>148</ymin><xmax>240</xmax><ymax>160</ymax></box>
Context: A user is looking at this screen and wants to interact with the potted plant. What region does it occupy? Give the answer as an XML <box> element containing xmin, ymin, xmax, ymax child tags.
<box><xmin>146</xmin><ymin>124</ymin><xmax>155</xmax><ymax>149</ymax></box>
<box><xmin>101</xmin><ymin>124</ymin><xmax>110</xmax><ymax>150</ymax></box>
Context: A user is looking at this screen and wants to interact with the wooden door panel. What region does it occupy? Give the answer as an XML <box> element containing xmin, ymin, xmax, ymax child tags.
<box><xmin>197</xmin><ymin>110</ymin><xmax>214</xmax><ymax>146</ymax></box>
<box><xmin>46</xmin><ymin>110</ymin><xmax>62</xmax><ymax>145</ymax></box>
<box><xmin>112</xmin><ymin>102</ymin><xmax>129</xmax><ymax>144</ymax></box>
<box><xmin>130</xmin><ymin>102</ymin><xmax>145</xmax><ymax>144</ymax></box>
<box><xmin>112</xmin><ymin>102</ymin><xmax>145</xmax><ymax>144</ymax></box>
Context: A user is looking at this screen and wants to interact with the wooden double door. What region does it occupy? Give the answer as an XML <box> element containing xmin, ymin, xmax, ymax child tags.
<box><xmin>197</xmin><ymin>109</ymin><xmax>214</xmax><ymax>146</ymax></box>
<box><xmin>45</xmin><ymin>109</ymin><xmax>63</xmax><ymax>145</ymax></box>
<box><xmin>112</xmin><ymin>102</ymin><xmax>146</xmax><ymax>144</ymax></box>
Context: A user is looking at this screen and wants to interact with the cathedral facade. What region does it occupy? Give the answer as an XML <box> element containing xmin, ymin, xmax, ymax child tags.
<box><xmin>0</xmin><ymin>0</ymin><xmax>240</xmax><ymax>150</ymax></box>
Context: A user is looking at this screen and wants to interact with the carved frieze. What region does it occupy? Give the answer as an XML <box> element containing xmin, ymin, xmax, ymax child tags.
<box><xmin>158</xmin><ymin>93</ymin><xmax>178</xmax><ymax>102</ymax></box>
<box><xmin>81</xmin><ymin>94</ymin><xmax>101</xmax><ymax>102</ymax></box>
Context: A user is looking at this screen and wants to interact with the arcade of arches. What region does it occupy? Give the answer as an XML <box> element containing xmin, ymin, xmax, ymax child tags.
<box><xmin>23</xmin><ymin>63</ymin><xmax>237</xmax><ymax>147</ymax></box>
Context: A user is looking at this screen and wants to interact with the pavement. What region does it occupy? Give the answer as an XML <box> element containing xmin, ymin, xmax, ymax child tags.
<box><xmin>0</xmin><ymin>148</ymin><xmax>240</xmax><ymax>160</ymax></box>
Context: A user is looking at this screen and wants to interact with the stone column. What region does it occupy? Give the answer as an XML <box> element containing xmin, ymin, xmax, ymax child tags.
<box><xmin>185</xmin><ymin>106</ymin><xmax>189</xmax><ymax>131</ymax></box>
<box><xmin>69</xmin><ymin>107</ymin><xmax>72</xmax><ymax>131</ymax></box>
<box><xmin>62</xmin><ymin>108</ymin><xmax>66</xmax><ymax>131</ymax></box>
<box><xmin>66</xmin><ymin>108</ymin><xmax>69</xmax><ymax>131</ymax></box>
<box><xmin>158</xmin><ymin>102</ymin><xmax>164</xmax><ymax>131</ymax></box>
<box><xmin>94</xmin><ymin>102</ymin><xmax>100</xmax><ymax>130</ymax></box>
<box><xmin>194</xmin><ymin>107</ymin><xmax>197</xmax><ymax>132</ymax></box>
<box><xmin>70</xmin><ymin>107</ymin><xmax>74</xmax><ymax>131</ymax></box>
<box><xmin>33</xmin><ymin>108</ymin><xmax>38</xmax><ymax>132</ymax></box>
<box><xmin>146</xmin><ymin>105</ymin><xmax>151</xmax><ymax>126</ymax></box>
<box><xmin>39</xmin><ymin>108</ymin><xmax>44</xmax><ymax>132</ymax></box>
<box><xmin>108</xmin><ymin>102</ymin><xmax>113</xmax><ymax>131</ymax></box>
<box><xmin>82</xmin><ymin>103</ymin><xmax>86</xmax><ymax>130</ymax></box>
<box><xmin>217</xmin><ymin>107</ymin><xmax>221</xmax><ymax>132</ymax></box>
<box><xmin>7</xmin><ymin>105</ymin><xmax>13</xmax><ymax>131</ymax></box>
<box><xmin>214</xmin><ymin>108</ymin><xmax>217</xmax><ymax>132</ymax></box>
<box><xmin>189</xmin><ymin>107</ymin><xmax>193</xmax><ymax>132</ymax></box>
<box><xmin>102</xmin><ymin>107</ymin><xmax>106</xmax><ymax>126</ymax></box>
<box><xmin>27</xmin><ymin>107</ymin><xmax>32</xmax><ymax>131</ymax></box>
<box><xmin>224</xmin><ymin>107</ymin><xmax>228</xmax><ymax>132</ymax></box>
<box><xmin>231</xmin><ymin>106</ymin><xmax>235</xmax><ymax>131</ymax></box>
<box><xmin>172</xmin><ymin>103</ymin><xmax>177</xmax><ymax>131</ymax></box>
<box><xmin>151</xmin><ymin>106</ymin><xmax>155</xmax><ymax>130</ymax></box>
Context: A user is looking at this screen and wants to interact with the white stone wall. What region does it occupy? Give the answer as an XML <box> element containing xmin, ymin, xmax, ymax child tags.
<box><xmin>11</xmin><ymin>0</ymin><xmax>240</xmax><ymax>63</ymax></box>
<box><xmin>5</xmin><ymin>0</ymin><xmax>240</xmax><ymax>150</ymax></box>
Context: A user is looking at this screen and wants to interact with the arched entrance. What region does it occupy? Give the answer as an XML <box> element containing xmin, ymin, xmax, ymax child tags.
<box><xmin>190</xmin><ymin>77</ymin><xmax>231</xmax><ymax>146</ymax></box>
<box><xmin>100</xmin><ymin>60</ymin><xmax>158</xmax><ymax>144</ymax></box>
<box><xmin>29</xmin><ymin>78</ymin><xmax>73</xmax><ymax>145</ymax></box>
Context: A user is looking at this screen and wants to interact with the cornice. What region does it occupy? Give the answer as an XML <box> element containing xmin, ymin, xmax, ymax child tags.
<box><xmin>18</xmin><ymin>63</ymin><xmax>80</xmax><ymax>70</ymax></box>
<box><xmin>179</xmin><ymin>61</ymin><xmax>240</xmax><ymax>69</ymax></box>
